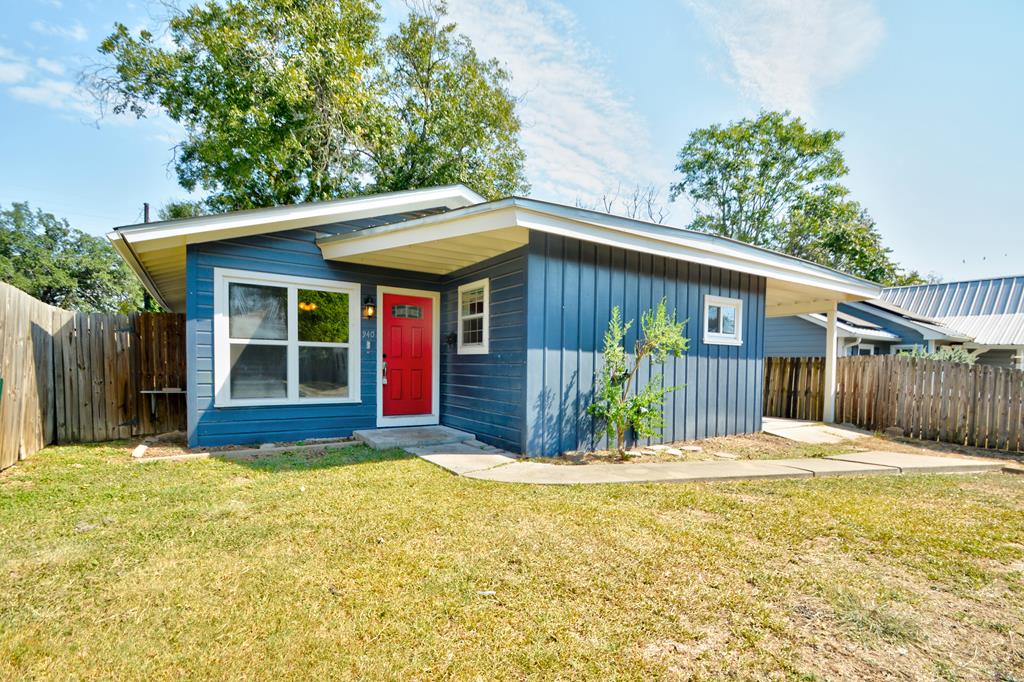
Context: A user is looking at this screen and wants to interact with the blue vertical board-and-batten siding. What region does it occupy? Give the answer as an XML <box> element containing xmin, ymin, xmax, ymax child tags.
<box><xmin>185</xmin><ymin>220</ymin><xmax>527</xmax><ymax>450</ymax></box>
<box><xmin>523</xmin><ymin>232</ymin><xmax>766</xmax><ymax>457</ymax></box>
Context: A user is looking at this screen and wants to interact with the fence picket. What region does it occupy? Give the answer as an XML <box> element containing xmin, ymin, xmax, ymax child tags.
<box><xmin>0</xmin><ymin>283</ymin><xmax>186</xmax><ymax>470</ymax></box>
<box><xmin>763</xmin><ymin>354</ymin><xmax>1024</xmax><ymax>454</ymax></box>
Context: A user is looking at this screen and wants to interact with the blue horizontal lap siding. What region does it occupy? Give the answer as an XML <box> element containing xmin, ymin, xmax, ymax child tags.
<box><xmin>523</xmin><ymin>232</ymin><xmax>766</xmax><ymax>457</ymax></box>
<box><xmin>764</xmin><ymin>316</ymin><xmax>828</xmax><ymax>357</ymax></box>
<box><xmin>439</xmin><ymin>248</ymin><xmax>527</xmax><ymax>453</ymax></box>
<box><xmin>186</xmin><ymin>222</ymin><xmax>443</xmax><ymax>448</ymax></box>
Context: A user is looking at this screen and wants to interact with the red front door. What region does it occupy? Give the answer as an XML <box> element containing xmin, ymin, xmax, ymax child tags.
<box><xmin>382</xmin><ymin>293</ymin><xmax>433</xmax><ymax>416</ymax></box>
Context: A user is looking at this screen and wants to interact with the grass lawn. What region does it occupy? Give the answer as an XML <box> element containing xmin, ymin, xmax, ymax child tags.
<box><xmin>1</xmin><ymin>443</ymin><xmax>1023</xmax><ymax>680</ymax></box>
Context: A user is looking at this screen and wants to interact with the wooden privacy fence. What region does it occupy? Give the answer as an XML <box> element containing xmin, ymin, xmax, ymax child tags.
<box><xmin>764</xmin><ymin>355</ymin><xmax>1024</xmax><ymax>453</ymax></box>
<box><xmin>0</xmin><ymin>282</ymin><xmax>185</xmax><ymax>470</ymax></box>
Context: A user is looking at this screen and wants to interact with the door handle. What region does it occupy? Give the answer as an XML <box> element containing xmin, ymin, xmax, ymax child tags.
<box><xmin>382</xmin><ymin>361</ymin><xmax>388</xmax><ymax>385</ymax></box>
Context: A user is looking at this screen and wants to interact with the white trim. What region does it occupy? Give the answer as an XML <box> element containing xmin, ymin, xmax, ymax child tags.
<box><xmin>375</xmin><ymin>286</ymin><xmax>441</xmax><ymax>428</ymax></box>
<box><xmin>456</xmin><ymin>278</ymin><xmax>490</xmax><ymax>354</ymax></box>
<box><xmin>843</xmin><ymin>301</ymin><xmax>970</xmax><ymax>341</ymax></box>
<box><xmin>703</xmin><ymin>295</ymin><xmax>743</xmax><ymax>346</ymax></box>
<box><xmin>213</xmin><ymin>268</ymin><xmax>361</xmax><ymax>408</ymax></box>
<box><xmin>892</xmin><ymin>343</ymin><xmax>925</xmax><ymax>354</ymax></box>
<box><xmin>112</xmin><ymin>185</ymin><xmax>484</xmax><ymax>245</ymax></box>
<box><xmin>317</xmin><ymin>199</ymin><xmax>882</xmax><ymax>300</ymax></box>
<box><xmin>107</xmin><ymin>233</ymin><xmax>172</xmax><ymax>310</ymax></box>
<box><xmin>798</xmin><ymin>313</ymin><xmax>901</xmax><ymax>341</ymax></box>
<box><xmin>853</xmin><ymin>343</ymin><xmax>876</xmax><ymax>356</ymax></box>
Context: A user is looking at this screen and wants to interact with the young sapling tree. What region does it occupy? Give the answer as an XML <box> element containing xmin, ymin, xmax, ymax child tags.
<box><xmin>588</xmin><ymin>298</ymin><xmax>689</xmax><ymax>458</ymax></box>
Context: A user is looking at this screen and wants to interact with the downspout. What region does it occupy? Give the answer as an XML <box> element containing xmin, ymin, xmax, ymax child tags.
<box><xmin>841</xmin><ymin>337</ymin><xmax>862</xmax><ymax>357</ymax></box>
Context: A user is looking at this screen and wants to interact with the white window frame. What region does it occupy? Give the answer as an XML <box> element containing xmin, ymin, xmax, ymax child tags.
<box><xmin>855</xmin><ymin>343</ymin><xmax>876</xmax><ymax>356</ymax></box>
<box><xmin>892</xmin><ymin>343</ymin><xmax>924</xmax><ymax>354</ymax></box>
<box><xmin>213</xmin><ymin>268</ymin><xmax>361</xmax><ymax>407</ymax></box>
<box><xmin>703</xmin><ymin>294</ymin><xmax>743</xmax><ymax>346</ymax></box>
<box><xmin>457</xmin><ymin>278</ymin><xmax>490</xmax><ymax>355</ymax></box>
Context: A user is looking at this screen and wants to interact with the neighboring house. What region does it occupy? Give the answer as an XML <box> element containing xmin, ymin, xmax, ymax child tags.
<box><xmin>882</xmin><ymin>276</ymin><xmax>1024</xmax><ymax>369</ymax></box>
<box><xmin>766</xmin><ymin>299</ymin><xmax>970</xmax><ymax>358</ymax></box>
<box><xmin>109</xmin><ymin>185</ymin><xmax>879</xmax><ymax>455</ymax></box>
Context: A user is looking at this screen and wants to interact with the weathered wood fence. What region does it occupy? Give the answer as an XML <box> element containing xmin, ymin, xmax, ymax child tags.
<box><xmin>764</xmin><ymin>355</ymin><xmax>1024</xmax><ymax>452</ymax></box>
<box><xmin>0</xmin><ymin>282</ymin><xmax>185</xmax><ymax>470</ymax></box>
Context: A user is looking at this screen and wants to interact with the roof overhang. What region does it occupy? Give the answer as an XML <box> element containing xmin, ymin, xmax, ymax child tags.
<box><xmin>799</xmin><ymin>314</ymin><xmax>901</xmax><ymax>341</ymax></box>
<box><xmin>317</xmin><ymin>198</ymin><xmax>882</xmax><ymax>315</ymax></box>
<box><xmin>844</xmin><ymin>300</ymin><xmax>973</xmax><ymax>342</ymax></box>
<box><xmin>107</xmin><ymin>185</ymin><xmax>484</xmax><ymax>311</ymax></box>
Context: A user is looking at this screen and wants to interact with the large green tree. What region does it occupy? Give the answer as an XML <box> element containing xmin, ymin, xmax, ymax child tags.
<box><xmin>0</xmin><ymin>203</ymin><xmax>144</xmax><ymax>313</ymax></box>
<box><xmin>671</xmin><ymin>111</ymin><xmax>920</xmax><ymax>285</ymax></box>
<box><xmin>89</xmin><ymin>0</ymin><xmax>527</xmax><ymax>212</ymax></box>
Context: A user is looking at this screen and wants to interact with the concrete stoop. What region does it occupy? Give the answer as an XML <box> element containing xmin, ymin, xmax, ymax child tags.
<box><xmin>353</xmin><ymin>425</ymin><xmax>475</xmax><ymax>449</ymax></box>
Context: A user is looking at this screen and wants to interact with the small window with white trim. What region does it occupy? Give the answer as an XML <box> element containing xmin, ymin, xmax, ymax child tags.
<box><xmin>892</xmin><ymin>343</ymin><xmax>924</xmax><ymax>355</ymax></box>
<box><xmin>457</xmin><ymin>278</ymin><xmax>489</xmax><ymax>354</ymax></box>
<box><xmin>703</xmin><ymin>295</ymin><xmax>742</xmax><ymax>346</ymax></box>
<box><xmin>214</xmin><ymin>269</ymin><xmax>361</xmax><ymax>406</ymax></box>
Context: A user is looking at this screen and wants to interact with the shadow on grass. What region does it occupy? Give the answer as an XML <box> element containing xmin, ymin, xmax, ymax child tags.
<box><xmin>214</xmin><ymin>444</ymin><xmax>415</xmax><ymax>473</ymax></box>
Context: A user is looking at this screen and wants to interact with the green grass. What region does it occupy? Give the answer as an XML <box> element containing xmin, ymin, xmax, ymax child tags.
<box><xmin>2</xmin><ymin>443</ymin><xmax>1023</xmax><ymax>680</ymax></box>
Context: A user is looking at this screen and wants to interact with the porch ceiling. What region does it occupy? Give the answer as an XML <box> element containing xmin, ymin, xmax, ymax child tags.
<box><xmin>325</xmin><ymin>227</ymin><xmax>530</xmax><ymax>275</ymax></box>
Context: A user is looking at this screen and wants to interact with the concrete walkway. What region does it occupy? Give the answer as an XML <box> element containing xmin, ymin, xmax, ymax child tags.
<box><xmin>353</xmin><ymin>424</ymin><xmax>1006</xmax><ymax>485</ymax></box>
<box><xmin>762</xmin><ymin>417</ymin><xmax>870</xmax><ymax>444</ymax></box>
<box><xmin>409</xmin><ymin>445</ymin><xmax>1004</xmax><ymax>485</ymax></box>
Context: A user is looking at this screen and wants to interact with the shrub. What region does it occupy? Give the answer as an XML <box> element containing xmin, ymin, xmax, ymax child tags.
<box><xmin>897</xmin><ymin>345</ymin><xmax>976</xmax><ymax>365</ymax></box>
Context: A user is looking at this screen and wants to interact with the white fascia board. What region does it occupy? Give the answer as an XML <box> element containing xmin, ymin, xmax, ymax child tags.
<box><xmin>114</xmin><ymin>185</ymin><xmax>484</xmax><ymax>250</ymax></box>
<box><xmin>799</xmin><ymin>314</ymin><xmax>901</xmax><ymax>341</ymax></box>
<box><xmin>319</xmin><ymin>199</ymin><xmax>882</xmax><ymax>300</ymax></box>
<box><xmin>844</xmin><ymin>301</ymin><xmax>971</xmax><ymax>341</ymax></box>
<box><xmin>107</xmin><ymin>232</ymin><xmax>173</xmax><ymax>311</ymax></box>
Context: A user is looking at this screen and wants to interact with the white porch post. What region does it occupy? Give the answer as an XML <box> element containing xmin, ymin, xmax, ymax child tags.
<box><xmin>823</xmin><ymin>302</ymin><xmax>838</xmax><ymax>423</ymax></box>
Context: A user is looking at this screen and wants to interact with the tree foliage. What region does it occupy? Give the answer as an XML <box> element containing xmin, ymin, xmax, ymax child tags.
<box><xmin>89</xmin><ymin>0</ymin><xmax>527</xmax><ymax>212</ymax></box>
<box><xmin>588</xmin><ymin>299</ymin><xmax>689</xmax><ymax>458</ymax></box>
<box><xmin>0</xmin><ymin>202</ymin><xmax>144</xmax><ymax>313</ymax></box>
<box><xmin>671</xmin><ymin>111</ymin><xmax>921</xmax><ymax>285</ymax></box>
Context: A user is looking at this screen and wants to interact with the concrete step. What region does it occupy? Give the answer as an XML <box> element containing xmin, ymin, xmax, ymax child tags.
<box><xmin>353</xmin><ymin>425</ymin><xmax>474</xmax><ymax>449</ymax></box>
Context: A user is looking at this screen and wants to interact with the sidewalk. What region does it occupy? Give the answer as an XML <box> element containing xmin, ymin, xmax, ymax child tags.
<box><xmin>409</xmin><ymin>443</ymin><xmax>1005</xmax><ymax>485</ymax></box>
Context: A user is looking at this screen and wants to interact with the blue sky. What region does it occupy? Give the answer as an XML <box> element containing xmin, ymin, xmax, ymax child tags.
<box><xmin>0</xmin><ymin>0</ymin><xmax>1021</xmax><ymax>281</ymax></box>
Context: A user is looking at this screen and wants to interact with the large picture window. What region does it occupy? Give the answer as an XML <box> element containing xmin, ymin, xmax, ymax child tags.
<box><xmin>214</xmin><ymin>269</ymin><xmax>360</xmax><ymax>406</ymax></box>
<box><xmin>457</xmin><ymin>278</ymin><xmax>489</xmax><ymax>354</ymax></box>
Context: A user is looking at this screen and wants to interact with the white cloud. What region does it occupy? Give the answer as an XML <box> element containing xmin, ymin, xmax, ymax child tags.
<box><xmin>9</xmin><ymin>78</ymin><xmax>98</xmax><ymax>118</ymax></box>
<box><xmin>0</xmin><ymin>61</ymin><xmax>31</xmax><ymax>84</ymax></box>
<box><xmin>686</xmin><ymin>0</ymin><xmax>884</xmax><ymax>114</ymax></box>
<box><xmin>30</xmin><ymin>20</ymin><xmax>88</xmax><ymax>42</ymax></box>
<box><xmin>440</xmin><ymin>0</ymin><xmax>671</xmax><ymax>208</ymax></box>
<box><xmin>35</xmin><ymin>57</ymin><xmax>64</xmax><ymax>75</ymax></box>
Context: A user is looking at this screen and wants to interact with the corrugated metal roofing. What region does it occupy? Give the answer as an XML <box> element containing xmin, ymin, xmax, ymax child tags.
<box><xmin>881</xmin><ymin>275</ymin><xmax>1024</xmax><ymax>346</ymax></box>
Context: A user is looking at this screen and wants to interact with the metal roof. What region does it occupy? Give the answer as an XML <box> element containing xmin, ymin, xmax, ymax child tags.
<box><xmin>850</xmin><ymin>300</ymin><xmax>972</xmax><ymax>341</ymax></box>
<box><xmin>881</xmin><ymin>275</ymin><xmax>1024</xmax><ymax>346</ymax></box>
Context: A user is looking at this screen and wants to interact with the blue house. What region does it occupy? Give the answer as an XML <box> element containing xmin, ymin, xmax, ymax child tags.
<box><xmin>109</xmin><ymin>186</ymin><xmax>880</xmax><ymax>455</ymax></box>
<box><xmin>766</xmin><ymin>299</ymin><xmax>971</xmax><ymax>359</ymax></box>
<box><xmin>883</xmin><ymin>276</ymin><xmax>1024</xmax><ymax>369</ymax></box>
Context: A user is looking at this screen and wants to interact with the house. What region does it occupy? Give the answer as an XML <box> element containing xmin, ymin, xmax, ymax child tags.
<box><xmin>766</xmin><ymin>276</ymin><xmax>1024</xmax><ymax>369</ymax></box>
<box><xmin>766</xmin><ymin>299</ymin><xmax>970</xmax><ymax>358</ymax></box>
<box><xmin>882</xmin><ymin>276</ymin><xmax>1024</xmax><ymax>369</ymax></box>
<box><xmin>108</xmin><ymin>185</ymin><xmax>880</xmax><ymax>456</ymax></box>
